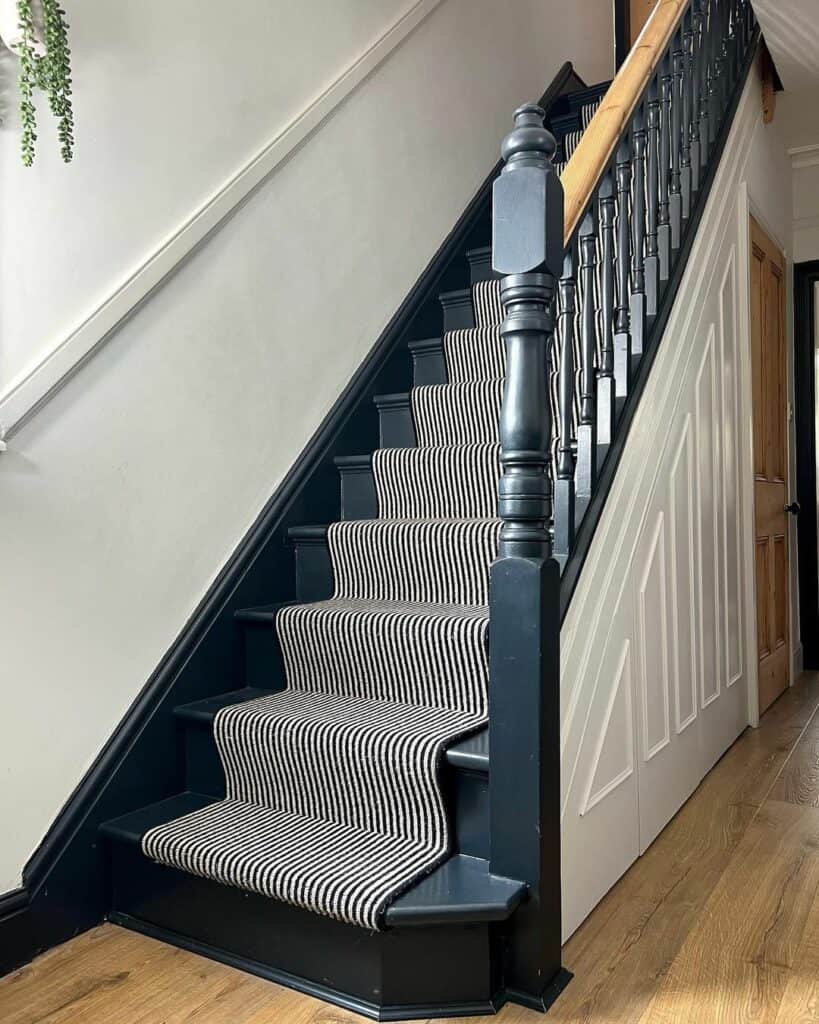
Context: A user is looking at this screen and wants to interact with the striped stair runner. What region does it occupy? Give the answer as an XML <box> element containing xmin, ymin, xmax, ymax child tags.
<box><xmin>141</xmin><ymin>94</ymin><xmax>604</xmax><ymax>931</ymax></box>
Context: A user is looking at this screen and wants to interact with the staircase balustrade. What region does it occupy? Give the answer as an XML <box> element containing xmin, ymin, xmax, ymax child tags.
<box><xmin>489</xmin><ymin>0</ymin><xmax>758</xmax><ymax>1004</ymax></box>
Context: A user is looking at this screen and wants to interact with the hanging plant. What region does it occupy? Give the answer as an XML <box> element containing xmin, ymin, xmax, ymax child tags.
<box><xmin>13</xmin><ymin>0</ymin><xmax>74</xmax><ymax>166</ymax></box>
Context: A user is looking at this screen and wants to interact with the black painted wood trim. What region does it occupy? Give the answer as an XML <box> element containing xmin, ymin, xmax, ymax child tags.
<box><xmin>109</xmin><ymin>913</ymin><xmax>502</xmax><ymax>1023</ymax></box>
<box><xmin>559</xmin><ymin>27</ymin><xmax>762</xmax><ymax>621</ymax></box>
<box><xmin>794</xmin><ymin>260</ymin><xmax>819</xmax><ymax>669</ymax></box>
<box><xmin>0</xmin><ymin>61</ymin><xmax>584</xmax><ymax>979</ymax></box>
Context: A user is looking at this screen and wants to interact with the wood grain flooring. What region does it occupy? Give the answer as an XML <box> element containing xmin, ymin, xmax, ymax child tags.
<box><xmin>2</xmin><ymin>672</ymin><xmax>818</xmax><ymax>1024</ymax></box>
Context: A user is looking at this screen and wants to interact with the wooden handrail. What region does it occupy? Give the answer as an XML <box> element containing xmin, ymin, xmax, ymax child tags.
<box><xmin>561</xmin><ymin>0</ymin><xmax>687</xmax><ymax>243</ymax></box>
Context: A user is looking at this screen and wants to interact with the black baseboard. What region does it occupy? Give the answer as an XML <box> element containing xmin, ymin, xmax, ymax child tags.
<box><xmin>111</xmin><ymin>913</ymin><xmax>501</xmax><ymax>1022</ymax></box>
<box><xmin>0</xmin><ymin>62</ymin><xmax>583</xmax><ymax>978</ymax></box>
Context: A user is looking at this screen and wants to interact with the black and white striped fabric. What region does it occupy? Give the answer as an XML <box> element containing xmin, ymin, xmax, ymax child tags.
<box><xmin>142</xmin><ymin>100</ymin><xmax>602</xmax><ymax>930</ymax></box>
<box><xmin>142</xmin><ymin>275</ymin><xmax>510</xmax><ymax>931</ymax></box>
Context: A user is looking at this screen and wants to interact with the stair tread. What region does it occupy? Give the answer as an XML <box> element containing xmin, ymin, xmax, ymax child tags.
<box><xmin>174</xmin><ymin>687</ymin><xmax>274</xmax><ymax>723</ymax></box>
<box><xmin>100</xmin><ymin>792</ymin><xmax>217</xmax><ymax>844</ymax></box>
<box><xmin>385</xmin><ymin>854</ymin><xmax>526</xmax><ymax>926</ymax></box>
<box><xmin>102</xmin><ymin>793</ymin><xmax>517</xmax><ymax>926</ymax></box>
<box><xmin>173</xmin><ymin>674</ymin><xmax>489</xmax><ymax>775</ymax></box>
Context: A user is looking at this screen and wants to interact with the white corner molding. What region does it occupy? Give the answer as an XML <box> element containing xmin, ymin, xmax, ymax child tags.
<box><xmin>789</xmin><ymin>143</ymin><xmax>819</xmax><ymax>169</ymax></box>
<box><xmin>0</xmin><ymin>0</ymin><xmax>444</xmax><ymax>441</ymax></box>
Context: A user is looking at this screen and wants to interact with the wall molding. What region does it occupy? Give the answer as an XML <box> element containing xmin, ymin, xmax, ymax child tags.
<box><xmin>789</xmin><ymin>143</ymin><xmax>819</xmax><ymax>169</ymax></box>
<box><xmin>0</xmin><ymin>0</ymin><xmax>444</xmax><ymax>440</ymax></box>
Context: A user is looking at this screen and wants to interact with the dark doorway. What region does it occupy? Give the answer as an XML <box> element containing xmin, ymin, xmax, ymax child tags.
<box><xmin>793</xmin><ymin>261</ymin><xmax>819</xmax><ymax>669</ymax></box>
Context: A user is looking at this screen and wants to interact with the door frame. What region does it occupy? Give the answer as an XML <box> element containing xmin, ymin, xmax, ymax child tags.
<box><xmin>793</xmin><ymin>261</ymin><xmax>819</xmax><ymax>669</ymax></box>
<box><xmin>737</xmin><ymin>184</ymin><xmax>798</xmax><ymax>726</ymax></box>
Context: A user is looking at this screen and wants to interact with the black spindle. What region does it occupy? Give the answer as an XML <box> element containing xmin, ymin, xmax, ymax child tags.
<box><xmin>630</xmin><ymin>109</ymin><xmax>647</xmax><ymax>366</ymax></box>
<box><xmin>553</xmin><ymin>248</ymin><xmax>576</xmax><ymax>563</ymax></box>
<box><xmin>681</xmin><ymin>13</ymin><xmax>693</xmax><ymax>219</ymax></box>
<box><xmin>690</xmin><ymin>0</ymin><xmax>703</xmax><ymax>191</ymax></box>
<box><xmin>575</xmin><ymin>208</ymin><xmax>598</xmax><ymax>521</ymax></box>
<box><xmin>670</xmin><ymin>37</ymin><xmax>684</xmax><ymax>251</ymax></box>
<box><xmin>658</xmin><ymin>53</ymin><xmax>673</xmax><ymax>281</ymax></box>
<box><xmin>645</xmin><ymin>76</ymin><xmax>660</xmax><ymax>316</ymax></box>
<box><xmin>598</xmin><ymin>174</ymin><xmax>617</xmax><ymax>440</ymax></box>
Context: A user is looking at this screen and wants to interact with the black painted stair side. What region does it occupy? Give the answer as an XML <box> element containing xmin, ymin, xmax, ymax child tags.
<box><xmin>373</xmin><ymin>393</ymin><xmax>416</xmax><ymax>448</ymax></box>
<box><xmin>335</xmin><ymin>454</ymin><xmax>379</xmax><ymax>520</ymax></box>
<box><xmin>100</xmin><ymin>793</ymin><xmax>515</xmax><ymax>927</ymax></box>
<box><xmin>408</xmin><ymin>337</ymin><xmax>447</xmax><ymax>387</ymax></box>
<box><xmin>174</xmin><ymin>626</ymin><xmax>490</xmax><ymax>847</ymax></box>
<box><xmin>100</xmin><ymin>794</ymin><xmax>524</xmax><ymax>1019</ymax></box>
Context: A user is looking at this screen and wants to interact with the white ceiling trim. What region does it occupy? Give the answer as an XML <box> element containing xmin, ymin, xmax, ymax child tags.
<box><xmin>752</xmin><ymin>0</ymin><xmax>819</xmax><ymax>92</ymax></box>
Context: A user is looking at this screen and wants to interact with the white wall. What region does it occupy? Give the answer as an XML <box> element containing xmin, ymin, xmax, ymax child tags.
<box><xmin>777</xmin><ymin>89</ymin><xmax>819</xmax><ymax>263</ymax></box>
<box><xmin>0</xmin><ymin>0</ymin><xmax>613</xmax><ymax>891</ymax></box>
<box><xmin>560</xmin><ymin>58</ymin><xmax>795</xmax><ymax>939</ymax></box>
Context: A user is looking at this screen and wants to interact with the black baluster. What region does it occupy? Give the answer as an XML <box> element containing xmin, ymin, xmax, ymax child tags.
<box><xmin>614</xmin><ymin>136</ymin><xmax>633</xmax><ymax>404</ymax></box>
<box><xmin>575</xmin><ymin>208</ymin><xmax>598</xmax><ymax>521</ymax></box>
<box><xmin>553</xmin><ymin>248</ymin><xmax>576</xmax><ymax>564</ymax></box>
<box><xmin>708</xmin><ymin>0</ymin><xmax>720</xmax><ymax>143</ymax></box>
<box><xmin>699</xmin><ymin>0</ymin><xmax>712</xmax><ymax>165</ymax></box>
<box><xmin>658</xmin><ymin>53</ymin><xmax>672</xmax><ymax>281</ymax></box>
<box><xmin>630</xmin><ymin>110</ymin><xmax>647</xmax><ymax>366</ymax></box>
<box><xmin>645</xmin><ymin>75</ymin><xmax>660</xmax><ymax>316</ymax></box>
<box><xmin>719</xmin><ymin>0</ymin><xmax>731</xmax><ymax>114</ymax></box>
<box><xmin>670</xmin><ymin>36</ymin><xmax>684</xmax><ymax>249</ymax></box>
<box><xmin>490</xmin><ymin>101</ymin><xmax>565</xmax><ymax>1006</ymax></box>
<box><xmin>681</xmin><ymin>13</ymin><xmax>693</xmax><ymax>219</ymax></box>
<box><xmin>598</xmin><ymin>173</ymin><xmax>617</xmax><ymax>438</ymax></box>
<box><xmin>690</xmin><ymin>0</ymin><xmax>703</xmax><ymax>191</ymax></box>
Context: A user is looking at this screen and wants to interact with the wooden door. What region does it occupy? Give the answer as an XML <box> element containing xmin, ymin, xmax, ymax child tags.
<box><xmin>750</xmin><ymin>217</ymin><xmax>789</xmax><ymax>715</ymax></box>
<box><xmin>630</xmin><ymin>0</ymin><xmax>659</xmax><ymax>46</ymax></box>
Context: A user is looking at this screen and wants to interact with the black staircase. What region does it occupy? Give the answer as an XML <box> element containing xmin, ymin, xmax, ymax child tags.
<box><xmin>1</xmin><ymin>3</ymin><xmax>762</xmax><ymax>1018</ymax></box>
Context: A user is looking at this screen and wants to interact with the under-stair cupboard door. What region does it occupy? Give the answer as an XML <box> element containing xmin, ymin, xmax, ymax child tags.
<box><xmin>750</xmin><ymin>216</ymin><xmax>790</xmax><ymax>715</ymax></box>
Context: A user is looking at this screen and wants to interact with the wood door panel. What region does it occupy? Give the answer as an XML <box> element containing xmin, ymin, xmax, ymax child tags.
<box><xmin>750</xmin><ymin>217</ymin><xmax>789</xmax><ymax>716</ymax></box>
<box><xmin>773</xmin><ymin>535</ymin><xmax>788</xmax><ymax>650</ymax></box>
<box><xmin>756</xmin><ymin>539</ymin><xmax>771</xmax><ymax>659</ymax></box>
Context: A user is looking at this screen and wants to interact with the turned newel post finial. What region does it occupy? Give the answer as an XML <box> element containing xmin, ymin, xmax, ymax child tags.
<box><xmin>492</xmin><ymin>102</ymin><xmax>564</xmax><ymax>560</ymax></box>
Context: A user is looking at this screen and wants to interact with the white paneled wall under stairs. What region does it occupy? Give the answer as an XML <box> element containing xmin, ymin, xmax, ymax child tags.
<box><xmin>560</xmin><ymin>61</ymin><xmax>794</xmax><ymax>939</ymax></box>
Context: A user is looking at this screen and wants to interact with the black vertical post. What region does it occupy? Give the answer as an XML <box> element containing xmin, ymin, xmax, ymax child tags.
<box><xmin>630</xmin><ymin>109</ymin><xmax>647</xmax><ymax>365</ymax></box>
<box><xmin>690</xmin><ymin>0</ymin><xmax>703</xmax><ymax>193</ymax></box>
<box><xmin>598</xmin><ymin>175</ymin><xmax>617</xmax><ymax>443</ymax></box>
<box><xmin>670</xmin><ymin>35</ymin><xmax>684</xmax><ymax>249</ymax></box>
<box><xmin>613</xmin><ymin>136</ymin><xmax>632</xmax><ymax>399</ymax></box>
<box><xmin>681</xmin><ymin>12</ymin><xmax>693</xmax><ymax>219</ymax></box>
<box><xmin>553</xmin><ymin>247</ymin><xmax>576</xmax><ymax>565</ymax></box>
<box><xmin>576</xmin><ymin>208</ymin><xmax>599</xmax><ymax>521</ymax></box>
<box><xmin>658</xmin><ymin>53</ymin><xmax>673</xmax><ymax>281</ymax></box>
<box><xmin>699</xmin><ymin>0</ymin><xmax>712</xmax><ymax>165</ymax></box>
<box><xmin>645</xmin><ymin>76</ymin><xmax>661</xmax><ymax>317</ymax></box>
<box><xmin>490</xmin><ymin>102</ymin><xmax>566</xmax><ymax>1009</ymax></box>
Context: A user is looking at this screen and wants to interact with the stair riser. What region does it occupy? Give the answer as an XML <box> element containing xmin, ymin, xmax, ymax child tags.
<box><xmin>108</xmin><ymin>843</ymin><xmax>497</xmax><ymax>1019</ymax></box>
<box><xmin>376</xmin><ymin>400</ymin><xmax>416</xmax><ymax>449</ymax></box>
<box><xmin>339</xmin><ymin>465</ymin><xmax>379</xmax><ymax>521</ymax></box>
<box><xmin>440</xmin><ymin>290</ymin><xmax>475</xmax><ymax>332</ymax></box>
<box><xmin>410</xmin><ymin>344</ymin><xmax>447</xmax><ymax>388</ymax></box>
<box><xmin>466</xmin><ymin>250</ymin><xmax>500</xmax><ymax>286</ymax></box>
<box><xmin>293</xmin><ymin>539</ymin><xmax>335</xmax><ymax>603</ymax></box>
<box><xmin>181</xmin><ymin>710</ymin><xmax>489</xmax><ymax>859</ymax></box>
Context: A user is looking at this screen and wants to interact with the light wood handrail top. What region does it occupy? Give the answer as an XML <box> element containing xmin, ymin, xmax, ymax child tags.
<box><xmin>561</xmin><ymin>0</ymin><xmax>687</xmax><ymax>244</ymax></box>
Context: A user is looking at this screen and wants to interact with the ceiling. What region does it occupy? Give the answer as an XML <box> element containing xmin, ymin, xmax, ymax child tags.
<box><xmin>752</xmin><ymin>0</ymin><xmax>819</xmax><ymax>92</ymax></box>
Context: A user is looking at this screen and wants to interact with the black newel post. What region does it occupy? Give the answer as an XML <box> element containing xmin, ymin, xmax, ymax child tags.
<box><xmin>490</xmin><ymin>102</ymin><xmax>567</xmax><ymax>1008</ymax></box>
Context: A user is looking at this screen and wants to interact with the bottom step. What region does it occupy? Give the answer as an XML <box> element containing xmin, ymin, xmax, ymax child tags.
<box><xmin>101</xmin><ymin>795</ymin><xmax>527</xmax><ymax>1020</ymax></box>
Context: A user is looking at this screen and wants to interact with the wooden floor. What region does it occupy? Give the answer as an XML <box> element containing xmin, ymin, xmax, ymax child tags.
<box><xmin>3</xmin><ymin>672</ymin><xmax>819</xmax><ymax>1024</ymax></box>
